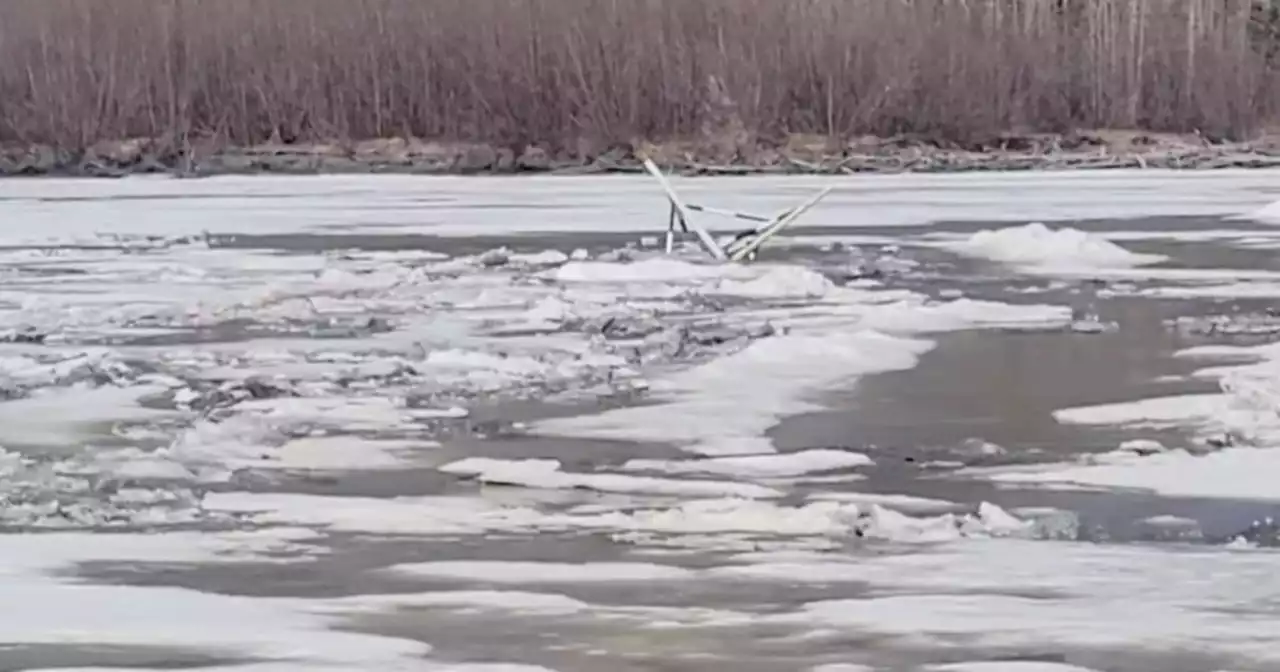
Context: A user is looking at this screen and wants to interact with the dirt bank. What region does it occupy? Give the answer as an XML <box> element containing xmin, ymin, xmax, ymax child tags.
<box><xmin>5</xmin><ymin>130</ymin><xmax>1280</xmax><ymax>178</ymax></box>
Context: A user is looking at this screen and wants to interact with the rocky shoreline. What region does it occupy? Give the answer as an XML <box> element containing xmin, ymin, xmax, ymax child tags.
<box><xmin>4</xmin><ymin>130</ymin><xmax>1280</xmax><ymax>178</ymax></box>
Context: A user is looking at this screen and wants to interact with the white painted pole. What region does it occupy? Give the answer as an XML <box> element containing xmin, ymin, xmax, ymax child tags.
<box><xmin>729</xmin><ymin>186</ymin><xmax>834</xmax><ymax>262</ymax></box>
<box><xmin>664</xmin><ymin>202</ymin><xmax>676</xmax><ymax>255</ymax></box>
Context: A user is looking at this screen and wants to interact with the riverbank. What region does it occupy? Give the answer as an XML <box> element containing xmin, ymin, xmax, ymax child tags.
<box><xmin>6</xmin><ymin>130</ymin><xmax>1280</xmax><ymax>178</ymax></box>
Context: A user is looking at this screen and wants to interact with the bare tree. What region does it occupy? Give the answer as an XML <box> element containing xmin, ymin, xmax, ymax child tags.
<box><xmin>0</xmin><ymin>0</ymin><xmax>1274</xmax><ymax>150</ymax></box>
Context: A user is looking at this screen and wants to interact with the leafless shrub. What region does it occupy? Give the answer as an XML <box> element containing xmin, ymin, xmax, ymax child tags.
<box><xmin>0</xmin><ymin>0</ymin><xmax>1274</xmax><ymax>150</ymax></box>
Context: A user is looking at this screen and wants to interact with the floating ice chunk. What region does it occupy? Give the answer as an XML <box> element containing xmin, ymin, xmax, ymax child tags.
<box><xmin>0</xmin><ymin>529</ymin><xmax>428</xmax><ymax>669</ymax></box>
<box><xmin>421</xmin><ymin>348</ymin><xmax>619</xmax><ymax>393</ymax></box>
<box><xmin>807</xmin><ymin>492</ymin><xmax>960</xmax><ymax>515</ymax></box>
<box><xmin>947</xmin><ymin>222</ymin><xmax>1167</xmax><ymax>270</ymax></box>
<box><xmin>1142</xmin><ymin>281</ymin><xmax>1280</xmax><ymax>299</ymax></box>
<box><xmin>579</xmin><ymin>498</ymin><xmax>863</xmax><ymax>537</ymax></box>
<box><xmin>990</xmin><ymin>446</ymin><xmax>1280</xmax><ymax>501</ymax></box>
<box><xmin>384</xmin><ymin>560</ymin><xmax>696</xmax><ymax>583</ymax></box>
<box><xmin>325</xmin><ymin>590</ymin><xmax>591</xmax><ymax>618</ymax></box>
<box><xmin>1247</xmin><ymin>199</ymin><xmax>1280</xmax><ymax>225</ymax></box>
<box><xmin>0</xmin><ymin>349</ymin><xmax>123</xmax><ymax>388</ymax></box>
<box><xmin>274</xmin><ymin>436</ymin><xmax>437</xmax><ymax>471</ymax></box>
<box><xmin>714</xmin><ymin>561</ymin><xmax>884</xmax><ymax>584</ymax></box>
<box><xmin>521</xmin><ymin>296</ymin><xmax>577</xmax><ymax>325</ymax></box>
<box><xmin>972</xmin><ymin>501</ymin><xmax>1034</xmax><ymax>536</ymax></box>
<box><xmin>710</xmin><ymin>265</ymin><xmax>835</xmax><ymax>299</ymax></box>
<box><xmin>1135</xmin><ymin>515</ymin><xmax>1204</xmax><ymax>542</ymax></box>
<box><xmin>1069</xmin><ymin>317</ymin><xmax>1119</xmax><ymax>334</ymax></box>
<box><xmin>927</xmin><ymin>664</ymin><xmax>1102</xmax><ymax>672</ymax></box>
<box><xmin>859</xmin><ymin>503</ymin><xmax>1033</xmax><ymax>543</ymax></box>
<box><xmin>0</xmin><ymin>383</ymin><xmax>179</xmax><ymax>447</ymax></box>
<box><xmin>0</xmin><ymin>529</ymin><xmax>326</xmax><ymax>576</ymax></box>
<box><xmin>165</xmin><ymin>414</ymin><xmax>287</xmax><ymax>478</ymax></box>
<box><xmin>99</xmin><ymin>449</ymin><xmax>198</xmax><ymax>481</ymax></box>
<box><xmin>532</xmin><ymin>329</ymin><xmax>934</xmax><ymax>456</ymax></box>
<box><xmin>234</xmin><ymin>395</ymin><xmax>453</xmax><ymax>430</ymax></box>
<box><xmin>623</xmin><ymin>449</ymin><xmax>873</xmax><ymax>479</ymax></box>
<box><xmin>990</xmin><ymin>345</ymin><xmax>1280</xmax><ymax>504</ymax></box>
<box><xmin>509</xmin><ymin>249</ymin><xmax>569</xmax><ymax>266</ymax></box>
<box><xmin>859</xmin><ymin>505</ymin><xmax>966</xmax><ymax>543</ymax></box>
<box><xmin>439</xmin><ymin>457</ymin><xmax>782</xmax><ymax>499</ymax></box>
<box><xmin>203</xmin><ymin>492</ymin><xmax>547</xmax><ymax>536</ymax></box>
<box><xmin>854</xmin><ymin>298</ymin><xmax>1071</xmax><ymax>334</ymax></box>
<box><xmin>958</xmin><ymin>438</ymin><xmax>1008</xmax><ymax>457</ymax></box>
<box><xmin>165</xmin><ymin>404</ymin><xmax>446</xmax><ymax>477</ymax></box>
<box><xmin>1053</xmin><ymin>394</ymin><xmax>1228</xmax><ymax>428</ymax></box>
<box><xmin>1012</xmin><ymin>507</ymin><xmax>1081</xmax><ymax>540</ymax></box>
<box><xmin>0</xmin><ymin>582</ymin><xmax>432</xmax><ymax>665</ymax></box>
<box><xmin>551</xmin><ymin>258</ymin><xmax>749</xmax><ymax>284</ymax></box>
<box><xmin>1117</xmin><ymin>438</ymin><xmax>1167</xmax><ymax>456</ymax></box>
<box><xmin>772</xmin><ymin>534</ymin><xmax>1280</xmax><ymax>665</ymax></box>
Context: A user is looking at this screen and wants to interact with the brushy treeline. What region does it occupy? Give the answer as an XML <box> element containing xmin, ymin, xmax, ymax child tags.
<box><xmin>0</xmin><ymin>0</ymin><xmax>1276</xmax><ymax>151</ymax></box>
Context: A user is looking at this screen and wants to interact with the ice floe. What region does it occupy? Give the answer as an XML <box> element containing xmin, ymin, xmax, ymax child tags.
<box><xmin>986</xmin><ymin>338</ymin><xmax>1280</xmax><ymax>501</ymax></box>
<box><xmin>2</xmin><ymin>170</ymin><xmax>1277</xmax><ymax>242</ymax></box>
<box><xmin>9</xmin><ymin>173</ymin><xmax>1280</xmax><ymax>669</ymax></box>
<box><xmin>384</xmin><ymin>560</ymin><xmax>697</xmax><ymax>583</ymax></box>
<box><xmin>211</xmin><ymin>488</ymin><xmax>1048</xmax><ymax>549</ymax></box>
<box><xmin>621</xmin><ymin>449</ymin><xmax>874</xmax><ymax>479</ymax></box>
<box><xmin>530</xmin><ymin>329</ymin><xmax>934</xmax><ymax>456</ymax></box>
<box><xmin>0</xmin><ymin>530</ymin><xmax>433</xmax><ymax>670</ymax></box>
<box><xmin>530</xmin><ymin>294</ymin><xmax>1067</xmax><ymax>456</ymax></box>
<box><xmin>926</xmin><ymin>663</ymin><xmax>1101</xmax><ymax>672</ymax></box>
<box><xmin>766</xmin><ymin>538</ymin><xmax>1280</xmax><ymax>665</ymax></box>
<box><xmin>1247</xmin><ymin>198</ymin><xmax>1280</xmax><ymax>225</ymax></box>
<box><xmin>439</xmin><ymin>457</ymin><xmax>783</xmax><ymax>499</ymax></box>
<box><xmin>944</xmin><ymin>222</ymin><xmax>1167</xmax><ymax>271</ymax></box>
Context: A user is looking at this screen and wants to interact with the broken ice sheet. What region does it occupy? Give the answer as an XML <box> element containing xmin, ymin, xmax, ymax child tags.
<box><xmin>0</xmin><ymin>448</ymin><xmax>222</xmax><ymax>530</ymax></box>
<box><xmin>438</xmin><ymin>457</ymin><xmax>784</xmax><ymax>499</ymax></box>
<box><xmin>941</xmin><ymin>222</ymin><xmax>1168</xmax><ymax>271</ymax></box>
<box><xmin>0</xmin><ymin>383</ymin><xmax>182</xmax><ymax>448</ymax></box>
<box><xmin>621</xmin><ymin>449</ymin><xmax>874</xmax><ymax>479</ymax></box>
<box><xmin>763</xmin><ymin>537</ymin><xmax>1280</xmax><ymax>666</ymax></box>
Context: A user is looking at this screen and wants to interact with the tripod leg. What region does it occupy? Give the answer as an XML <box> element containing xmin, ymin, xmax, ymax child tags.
<box><xmin>665</xmin><ymin>203</ymin><xmax>676</xmax><ymax>254</ymax></box>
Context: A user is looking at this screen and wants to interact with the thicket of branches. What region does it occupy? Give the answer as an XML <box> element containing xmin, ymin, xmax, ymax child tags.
<box><xmin>0</xmin><ymin>0</ymin><xmax>1276</xmax><ymax>151</ymax></box>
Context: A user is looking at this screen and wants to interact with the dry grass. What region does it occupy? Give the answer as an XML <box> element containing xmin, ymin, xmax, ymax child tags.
<box><xmin>0</xmin><ymin>0</ymin><xmax>1275</xmax><ymax>151</ymax></box>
